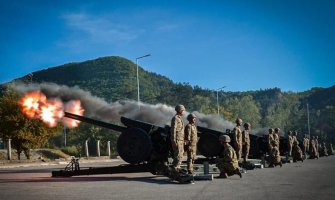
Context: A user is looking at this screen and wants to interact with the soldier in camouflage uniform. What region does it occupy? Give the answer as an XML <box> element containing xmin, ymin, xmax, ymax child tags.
<box><xmin>267</xmin><ymin>128</ymin><xmax>275</xmax><ymax>155</ymax></box>
<box><xmin>233</xmin><ymin>118</ymin><xmax>243</xmax><ymax>160</ymax></box>
<box><xmin>292</xmin><ymin>131</ymin><xmax>304</xmax><ymax>162</ymax></box>
<box><xmin>315</xmin><ymin>136</ymin><xmax>319</xmax><ymax>157</ymax></box>
<box><xmin>274</xmin><ymin>128</ymin><xmax>280</xmax><ymax>151</ymax></box>
<box><xmin>320</xmin><ymin>142</ymin><xmax>328</xmax><ymax>157</ymax></box>
<box><xmin>287</xmin><ymin>131</ymin><xmax>293</xmax><ymax>157</ymax></box>
<box><xmin>328</xmin><ymin>144</ymin><xmax>334</xmax><ymax>155</ymax></box>
<box><xmin>216</xmin><ymin>135</ymin><xmax>242</xmax><ymax>178</ymax></box>
<box><xmin>302</xmin><ymin>134</ymin><xmax>308</xmax><ymax>158</ymax></box>
<box><xmin>309</xmin><ymin>136</ymin><xmax>318</xmax><ymax>159</ymax></box>
<box><xmin>170</xmin><ymin>104</ymin><xmax>185</xmax><ymax>171</ymax></box>
<box><xmin>242</xmin><ymin>123</ymin><xmax>251</xmax><ymax>163</ymax></box>
<box><xmin>184</xmin><ymin>113</ymin><xmax>198</xmax><ymax>174</ymax></box>
<box><xmin>268</xmin><ymin>140</ymin><xmax>282</xmax><ymax>167</ymax></box>
<box><xmin>306</xmin><ymin>135</ymin><xmax>310</xmax><ymax>155</ymax></box>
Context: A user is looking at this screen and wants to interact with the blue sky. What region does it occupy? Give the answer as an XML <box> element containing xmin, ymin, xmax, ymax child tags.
<box><xmin>1</xmin><ymin>0</ymin><xmax>334</xmax><ymax>92</ymax></box>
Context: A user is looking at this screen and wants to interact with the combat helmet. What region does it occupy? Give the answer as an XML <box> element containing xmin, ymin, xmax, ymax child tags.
<box><xmin>219</xmin><ymin>135</ymin><xmax>231</xmax><ymax>143</ymax></box>
<box><xmin>244</xmin><ymin>123</ymin><xmax>251</xmax><ymax>128</ymax></box>
<box><xmin>235</xmin><ymin>118</ymin><xmax>242</xmax><ymax>124</ymax></box>
<box><xmin>175</xmin><ymin>104</ymin><xmax>185</xmax><ymax>112</ymax></box>
<box><xmin>187</xmin><ymin>113</ymin><xmax>196</xmax><ymax>121</ymax></box>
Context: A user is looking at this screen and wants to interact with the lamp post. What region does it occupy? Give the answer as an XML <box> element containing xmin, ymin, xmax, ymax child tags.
<box><xmin>307</xmin><ymin>103</ymin><xmax>311</xmax><ymax>139</ymax></box>
<box><xmin>136</xmin><ymin>54</ymin><xmax>151</xmax><ymax>109</ymax></box>
<box><xmin>216</xmin><ymin>86</ymin><xmax>226</xmax><ymax>115</ymax></box>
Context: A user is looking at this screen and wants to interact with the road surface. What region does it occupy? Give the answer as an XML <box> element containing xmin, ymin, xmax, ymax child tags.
<box><xmin>0</xmin><ymin>156</ymin><xmax>334</xmax><ymax>200</ymax></box>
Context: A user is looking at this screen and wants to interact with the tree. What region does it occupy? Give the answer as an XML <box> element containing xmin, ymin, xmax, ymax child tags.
<box><xmin>222</xmin><ymin>95</ymin><xmax>261</xmax><ymax>128</ymax></box>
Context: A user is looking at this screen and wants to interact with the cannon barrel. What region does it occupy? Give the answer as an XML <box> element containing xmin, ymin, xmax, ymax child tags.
<box><xmin>64</xmin><ymin>112</ymin><xmax>126</xmax><ymax>132</ymax></box>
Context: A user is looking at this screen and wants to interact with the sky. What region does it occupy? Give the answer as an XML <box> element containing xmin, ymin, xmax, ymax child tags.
<box><xmin>1</xmin><ymin>0</ymin><xmax>334</xmax><ymax>92</ymax></box>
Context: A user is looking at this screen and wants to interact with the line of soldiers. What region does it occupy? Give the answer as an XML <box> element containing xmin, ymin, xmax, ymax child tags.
<box><xmin>170</xmin><ymin>104</ymin><xmax>334</xmax><ymax>180</ymax></box>
<box><xmin>170</xmin><ymin>104</ymin><xmax>242</xmax><ymax>178</ymax></box>
<box><xmin>170</xmin><ymin>104</ymin><xmax>197</xmax><ymax>174</ymax></box>
<box><xmin>170</xmin><ymin>105</ymin><xmax>246</xmax><ymax>179</ymax></box>
<box><xmin>299</xmin><ymin>134</ymin><xmax>334</xmax><ymax>158</ymax></box>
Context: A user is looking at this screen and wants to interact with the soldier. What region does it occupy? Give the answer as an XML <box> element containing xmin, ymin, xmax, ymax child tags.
<box><xmin>233</xmin><ymin>118</ymin><xmax>243</xmax><ymax>160</ymax></box>
<box><xmin>287</xmin><ymin>131</ymin><xmax>293</xmax><ymax>157</ymax></box>
<box><xmin>216</xmin><ymin>135</ymin><xmax>242</xmax><ymax>178</ymax></box>
<box><xmin>242</xmin><ymin>123</ymin><xmax>251</xmax><ymax>163</ymax></box>
<box><xmin>306</xmin><ymin>135</ymin><xmax>310</xmax><ymax>155</ymax></box>
<box><xmin>315</xmin><ymin>136</ymin><xmax>319</xmax><ymax>157</ymax></box>
<box><xmin>321</xmin><ymin>142</ymin><xmax>328</xmax><ymax>157</ymax></box>
<box><xmin>268</xmin><ymin>140</ymin><xmax>282</xmax><ymax>167</ymax></box>
<box><xmin>267</xmin><ymin>128</ymin><xmax>275</xmax><ymax>155</ymax></box>
<box><xmin>292</xmin><ymin>131</ymin><xmax>303</xmax><ymax>162</ymax></box>
<box><xmin>309</xmin><ymin>136</ymin><xmax>318</xmax><ymax>159</ymax></box>
<box><xmin>328</xmin><ymin>144</ymin><xmax>334</xmax><ymax>155</ymax></box>
<box><xmin>302</xmin><ymin>134</ymin><xmax>308</xmax><ymax>158</ymax></box>
<box><xmin>292</xmin><ymin>131</ymin><xmax>298</xmax><ymax>146</ymax></box>
<box><xmin>184</xmin><ymin>113</ymin><xmax>198</xmax><ymax>174</ymax></box>
<box><xmin>274</xmin><ymin>128</ymin><xmax>280</xmax><ymax>151</ymax></box>
<box><xmin>170</xmin><ymin>104</ymin><xmax>185</xmax><ymax>171</ymax></box>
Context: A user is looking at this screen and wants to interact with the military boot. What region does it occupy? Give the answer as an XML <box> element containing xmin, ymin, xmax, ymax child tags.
<box><xmin>235</xmin><ymin>169</ymin><xmax>242</xmax><ymax>178</ymax></box>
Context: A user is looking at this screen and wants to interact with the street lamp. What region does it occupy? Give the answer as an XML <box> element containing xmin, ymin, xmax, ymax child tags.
<box><xmin>216</xmin><ymin>86</ymin><xmax>226</xmax><ymax>115</ymax></box>
<box><xmin>136</xmin><ymin>54</ymin><xmax>151</xmax><ymax>109</ymax></box>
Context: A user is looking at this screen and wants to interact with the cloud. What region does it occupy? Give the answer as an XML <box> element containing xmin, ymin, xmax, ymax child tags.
<box><xmin>60</xmin><ymin>12</ymin><xmax>143</xmax><ymax>47</ymax></box>
<box><xmin>156</xmin><ymin>23</ymin><xmax>179</xmax><ymax>32</ymax></box>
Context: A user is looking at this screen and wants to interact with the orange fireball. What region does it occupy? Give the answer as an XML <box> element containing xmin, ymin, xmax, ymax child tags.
<box><xmin>19</xmin><ymin>90</ymin><xmax>84</xmax><ymax>128</ymax></box>
<box><xmin>63</xmin><ymin>100</ymin><xmax>84</xmax><ymax>128</ymax></box>
<box><xmin>19</xmin><ymin>91</ymin><xmax>46</xmax><ymax>118</ymax></box>
<box><xmin>39</xmin><ymin>99</ymin><xmax>64</xmax><ymax>127</ymax></box>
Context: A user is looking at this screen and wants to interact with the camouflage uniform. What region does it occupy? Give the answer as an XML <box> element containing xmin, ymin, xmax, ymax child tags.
<box><xmin>306</xmin><ymin>136</ymin><xmax>310</xmax><ymax>154</ymax></box>
<box><xmin>268</xmin><ymin>141</ymin><xmax>282</xmax><ymax>167</ymax></box>
<box><xmin>184</xmin><ymin>114</ymin><xmax>198</xmax><ymax>173</ymax></box>
<box><xmin>268</xmin><ymin>129</ymin><xmax>275</xmax><ymax>154</ymax></box>
<box><xmin>315</xmin><ymin>136</ymin><xmax>319</xmax><ymax>156</ymax></box>
<box><xmin>287</xmin><ymin>131</ymin><xmax>293</xmax><ymax>157</ymax></box>
<box><xmin>170</xmin><ymin>105</ymin><xmax>185</xmax><ymax>170</ymax></box>
<box><xmin>242</xmin><ymin>123</ymin><xmax>251</xmax><ymax>162</ymax></box>
<box><xmin>233</xmin><ymin>118</ymin><xmax>243</xmax><ymax>160</ymax></box>
<box><xmin>216</xmin><ymin>135</ymin><xmax>241</xmax><ymax>178</ymax></box>
<box><xmin>302</xmin><ymin>134</ymin><xmax>309</xmax><ymax>157</ymax></box>
<box><xmin>310</xmin><ymin>137</ymin><xmax>318</xmax><ymax>159</ymax></box>
<box><xmin>274</xmin><ymin>128</ymin><xmax>280</xmax><ymax>151</ymax></box>
<box><xmin>320</xmin><ymin>142</ymin><xmax>328</xmax><ymax>157</ymax></box>
<box><xmin>328</xmin><ymin>144</ymin><xmax>334</xmax><ymax>155</ymax></box>
<box><xmin>292</xmin><ymin>132</ymin><xmax>303</xmax><ymax>162</ymax></box>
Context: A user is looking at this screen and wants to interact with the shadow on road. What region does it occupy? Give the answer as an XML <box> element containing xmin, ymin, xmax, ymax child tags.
<box><xmin>0</xmin><ymin>174</ymin><xmax>174</xmax><ymax>185</ymax></box>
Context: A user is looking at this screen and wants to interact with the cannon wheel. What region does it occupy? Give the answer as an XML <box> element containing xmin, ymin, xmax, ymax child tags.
<box><xmin>117</xmin><ymin>127</ymin><xmax>152</xmax><ymax>164</ymax></box>
<box><xmin>197</xmin><ymin>133</ymin><xmax>222</xmax><ymax>158</ymax></box>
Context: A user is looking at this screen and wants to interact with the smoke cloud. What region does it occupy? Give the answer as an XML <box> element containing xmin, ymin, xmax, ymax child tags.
<box><xmin>13</xmin><ymin>82</ymin><xmax>234</xmax><ymax>131</ymax></box>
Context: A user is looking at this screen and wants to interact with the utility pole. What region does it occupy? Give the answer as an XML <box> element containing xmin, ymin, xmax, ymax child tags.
<box><xmin>216</xmin><ymin>86</ymin><xmax>226</xmax><ymax>115</ymax></box>
<box><xmin>307</xmin><ymin>103</ymin><xmax>311</xmax><ymax>138</ymax></box>
<box><xmin>135</xmin><ymin>54</ymin><xmax>151</xmax><ymax>109</ymax></box>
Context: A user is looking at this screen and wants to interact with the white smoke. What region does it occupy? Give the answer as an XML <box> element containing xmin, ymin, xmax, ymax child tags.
<box><xmin>13</xmin><ymin>82</ymin><xmax>234</xmax><ymax>131</ymax></box>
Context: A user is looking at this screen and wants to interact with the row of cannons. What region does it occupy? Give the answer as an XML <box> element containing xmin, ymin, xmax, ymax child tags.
<box><xmin>52</xmin><ymin>112</ymin><xmax>334</xmax><ymax>183</ymax></box>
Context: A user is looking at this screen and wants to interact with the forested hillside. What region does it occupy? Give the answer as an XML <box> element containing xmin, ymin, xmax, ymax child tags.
<box><xmin>1</xmin><ymin>56</ymin><xmax>334</xmax><ymax>156</ymax></box>
<box><xmin>16</xmin><ymin>56</ymin><xmax>335</xmax><ymax>136</ymax></box>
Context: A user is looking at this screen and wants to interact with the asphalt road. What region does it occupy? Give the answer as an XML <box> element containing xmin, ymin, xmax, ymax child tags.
<box><xmin>0</xmin><ymin>156</ymin><xmax>334</xmax><ymax>200</ymax></box>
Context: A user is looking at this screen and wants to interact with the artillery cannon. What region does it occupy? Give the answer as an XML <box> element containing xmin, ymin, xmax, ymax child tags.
<box><xmin>52</xmin><ymin>112</ymin><xmax>289</xmax><ymax>182</ymax></box>
<box><xmin>62</xmin><ymin>112</ymin><xmax>288</xmax><ymax>162</ymax></box>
